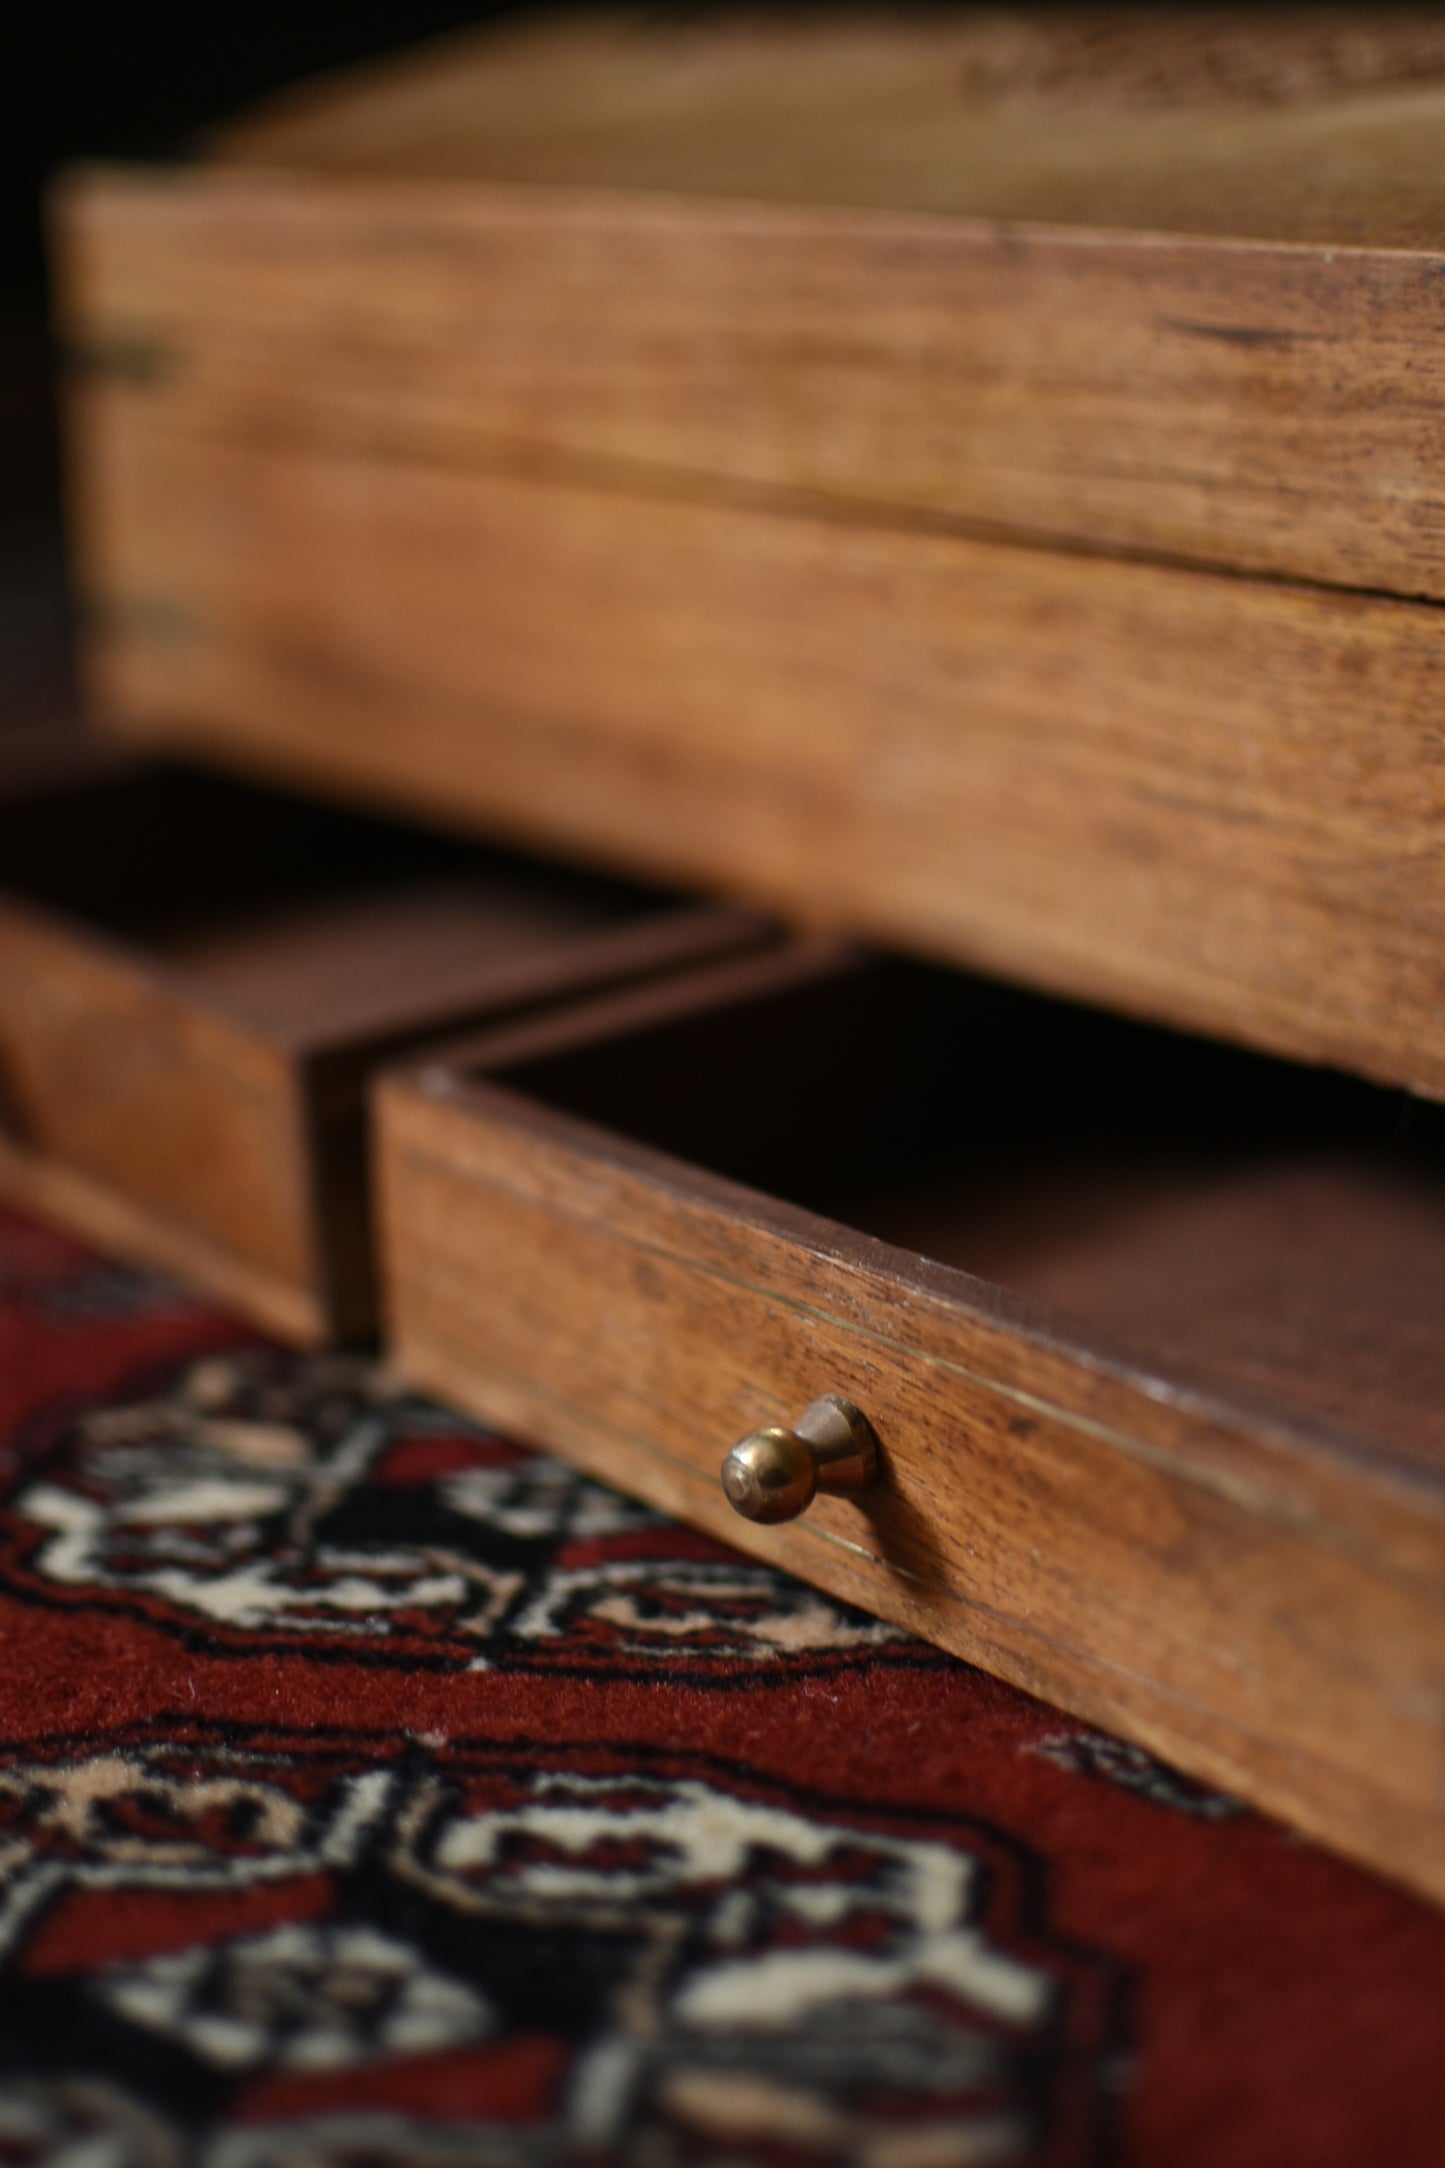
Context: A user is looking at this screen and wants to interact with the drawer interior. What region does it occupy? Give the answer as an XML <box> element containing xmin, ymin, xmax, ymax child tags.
<box><xmin>0</xmin><ymin>760</ymin><xmax>672</xmax><ymax>1039</ymax></box>
<box><xmin>481</xmin><ymin>956</ymin><xmax>1445</xmax><ymax>1472</ymax></box>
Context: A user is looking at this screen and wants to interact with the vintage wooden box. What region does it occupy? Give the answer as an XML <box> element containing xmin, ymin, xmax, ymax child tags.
<box><xmin>0</xmin><ymin>735</ymin><xmax>761</xmax><ymax>1341</ymax></box>
<box><xmin>51</xmin><ymin>9</ymin><xmax>1445</xmax><ymax>1096</ymax></box>
<box><xmin>375</xmin><ymin>943</ymin><xmax>1445</xmax><ymax>1905</ymax></box>
<box><xmin>34</xmin><ymin>12</ymin><xmax>1445</xmax><ymax>1901</ymax></box>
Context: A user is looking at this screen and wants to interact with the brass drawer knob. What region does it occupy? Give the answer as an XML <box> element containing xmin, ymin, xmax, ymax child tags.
<box><xmin>721</xmin><ymin>1394</ymin><xmax>881</xmax><ymax>1524</ymax></box>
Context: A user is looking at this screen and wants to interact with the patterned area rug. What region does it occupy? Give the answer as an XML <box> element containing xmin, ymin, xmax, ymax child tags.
<box><xmin>0</xmin><ymin>1205</ymin><xmax>1442</xmax><ymax>2167</ymax></box>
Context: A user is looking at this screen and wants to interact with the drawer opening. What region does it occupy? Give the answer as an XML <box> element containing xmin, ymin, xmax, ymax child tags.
<box><xmin>0</xmin><ymin>758</ymin><xmax>678</xmax><ymax>1041</ymax></box>
<box><xmin>478</xmin><ymin>952</ymin><xmax>1445</xmax><ymax>1471</ymax></box>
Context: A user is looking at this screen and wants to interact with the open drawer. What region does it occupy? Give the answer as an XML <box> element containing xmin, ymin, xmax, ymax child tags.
<box><xmin>0</xmin><ymin>741</ymin><xmax>762</xmax><ymax>1342</ymax></box>
<box><xmin>376</xmin><ymin>942</ymin><xmax>1445</xmax><ymax>1902</ymax></box>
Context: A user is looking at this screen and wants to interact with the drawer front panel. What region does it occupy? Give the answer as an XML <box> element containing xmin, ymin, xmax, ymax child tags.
<box><xmin>377</xmin><ymin>1075</ymin><xmax>1445</xmax><ymax>1905</ymax></box>
<box><xmin>0</xmin><ymin>910</ymin><xmax>313</xmax><ymax>1309</ymax></box>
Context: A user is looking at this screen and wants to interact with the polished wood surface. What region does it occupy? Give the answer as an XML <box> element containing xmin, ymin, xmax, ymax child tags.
<box><xmin>53</xmin><ymin>13</ymin><xmax>1445</xmax><ymax>1097</ymax></box>
<box><xmin>217</xmin><ymin>10</ymin><xmax>1445</xmax><ymax>247</ymax></box>
<box><xmin>0</xmin><ymin>751</ymin><xmax>762</xmax><ymax>1340</ymax></box>
<box><xmin>73</xmin><ymin>412</ymin><xmax>1445</xmax><ymax>1097</ymax></box>
<box><xmin>376</xmin><ymin>945</ymin><xmax>1445</xmax><ymax>1902</ymax></box>
<box><xmin>56</xmin><ymin>165</ymin><xmax>1445</xmax><ymax>601</ymax></box>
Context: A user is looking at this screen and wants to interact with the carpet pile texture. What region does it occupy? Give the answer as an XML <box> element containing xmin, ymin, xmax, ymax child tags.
<box><xmin>0</xmin><ymin>1203</ymin><xmax>1442</xmax><ymax>2166</ymax></box>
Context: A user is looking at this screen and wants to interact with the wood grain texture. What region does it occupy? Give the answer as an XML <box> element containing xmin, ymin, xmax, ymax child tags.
<box><xmin>0</xmin><ymin>894</ymin><xmax>317</xmax><ymax>1308</ymax></box>
<box><xmin>0</xmin><ymin>1123</ymin><xmax>327</xmax><ymax>1344</ymax></box>
<box><xmin>75</xmin><ymin>401</ymin><xmax>1445</xmax><ymax>1097</ymax></box>
<box><xmin>374</xmin><ymin>946</ymin><xmax>1445</xmax><ymax>1903</ymax></box>
<box><xmin>54</xmin><ymin>16</ymin><xmax>1445</xmax><ymax>1096</ymax></box>
<box><xmin>214</xmin><ymin>10</ymin><xmax>1445</xmax><ymax>248</ymax></box>
<box><xmin>0</xmin><ymin>754</ymin><xmax>765</xmax><ymax>1340</ymax></box>
<box><xmin>54</xmin><ymin>165</ymin><xmax>1445</xmax><ymax>601</ymax></box>
<box><xmin>853</xmin><ymin>1156</ymin><xmax>1445</xmax><ymax>1470</ymax></box>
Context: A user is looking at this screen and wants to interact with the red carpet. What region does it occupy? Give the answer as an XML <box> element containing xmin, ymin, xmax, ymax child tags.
<box><xmin>0</xmin><ymin>1201</ymin><xmax>1442</xmax><ymax>2165</ymax></box>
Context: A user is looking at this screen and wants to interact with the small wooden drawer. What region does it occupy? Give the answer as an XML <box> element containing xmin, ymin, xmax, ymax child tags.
<box><xmin>0</xmin><ymin>743</ymin><xmax>762</xmax><ymax>1342</ymax></box>
<box><xmin>376</xmin><ymin>944</ymin><xmax>1445</xmax><ymax>1903</ymax></box>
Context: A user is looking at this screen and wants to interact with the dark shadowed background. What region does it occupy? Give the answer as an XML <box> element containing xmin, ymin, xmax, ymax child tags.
<box><xmin>2</xmin><ymin>2</ymin><xmax>529</xmax><ymax>720</ymax></box>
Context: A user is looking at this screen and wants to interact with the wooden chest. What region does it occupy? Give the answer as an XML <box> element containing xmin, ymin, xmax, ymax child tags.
<box><xmin>51</xmin><ymin>8</ymin><xmax>1445</xmax><ymax>1095</ymax></box>
<box><xmin>34</xmin><ymin>12</ymin><xmax>1445</xmax><ymax>1903</ymax></box>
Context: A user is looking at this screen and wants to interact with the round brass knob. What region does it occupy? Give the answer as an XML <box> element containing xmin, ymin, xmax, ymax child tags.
<box><xmin>720</xmin><ymin>1395</ymin><xmax>881</xmax><ymax>1525</ymax></box>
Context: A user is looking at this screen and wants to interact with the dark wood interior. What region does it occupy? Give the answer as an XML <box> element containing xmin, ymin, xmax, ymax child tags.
<box><xmin>486</xmin><ymin>958</ymin><xmax>1445</xmax><ymax>1474</ymax></box>
<box><xmin>0</xmin><ymin>759</ymin><xmax>667</xmax><ymax>1038</ymax></box>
